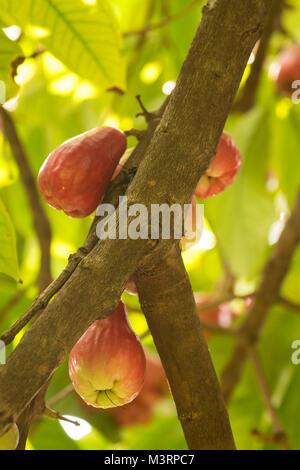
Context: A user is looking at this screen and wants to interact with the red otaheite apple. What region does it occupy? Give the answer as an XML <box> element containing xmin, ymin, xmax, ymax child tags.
<box><xmin>69</xmin><ymin>301</ymin><xmax>146</xmax><ymax>409</ymax></box>
<box><xmin>269</xmin><ymin>44</ymin><xmax>300</xmax><ymax>97</ymax></box>
<box><xmin>38</xmin><ymin>127</ymin><xmax>127</xmax><ymax>218</ymax></box>
<box><xmin>195</xmin><ymin>131</ymin><xmax>241</xmax><ymax>199</ymax></box>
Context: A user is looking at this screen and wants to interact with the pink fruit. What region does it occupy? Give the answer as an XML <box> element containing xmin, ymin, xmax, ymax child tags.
<box><xmin>195</xmin><ymin>131</ymin><xmax>241</xmax><ymax>199</ymax></box>
<box><xmin>69</xmin><ymin>301</ymin><xmax>146</xmax><ymax>409</ymax></box>
<box><xmin>38</xmin><ymin>127</ymin><xmax>127</xmax><ymax>218</ymax></box>
<box><xmin>269</xmin><ymin>44</ymin><xmax>300</xmax><ymax>97</ymax></box>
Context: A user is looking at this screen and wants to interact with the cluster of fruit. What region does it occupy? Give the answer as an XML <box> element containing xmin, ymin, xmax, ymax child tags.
<box><xmin>36</xmin><ymin>112</ymin><xmax>242</xmax><ymax>413</ymax></box>
<box><xmin>38</xmin><ymin>127</ymin><xmax>241</xmax><ymax>218</ymax></box>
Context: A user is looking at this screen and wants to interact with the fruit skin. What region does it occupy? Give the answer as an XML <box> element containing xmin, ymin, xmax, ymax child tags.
<box><xmin>270</xmin><ymin>44</ymin><xmax>300</xmax><ymax>97</ymax></box>
<box><xmin>111</xmin><ymin>353</ymin><xmax>168</xmax><ymax>427</ymax></box>
<box><xmin>38</xmin><ymin>127</ymin><xmax>127</xmax><ymax>218</ymax></box>
<box><xmin>0</xmin><ymin>424</ymin><xmax>19</xmax><ymax>450</ymax></box>
<box><xmin>195</xmin><ymin>131</ymin><xmax>241</xmax><ymax>199</ymax></box>
<box><xmin>69</xmin><ymin>301</ymin><xmax>146</xmax><ymax>409</ymax></box>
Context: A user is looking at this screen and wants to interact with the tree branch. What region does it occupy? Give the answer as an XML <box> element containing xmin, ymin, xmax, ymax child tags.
<box><xmin>0</xmin><ymin>98</ymin><xmax>163</xmax><ymax>347</ymax></box>
<box><xmin>250</xmin><ymin>349</ymin><xmax>290</xmax><ymax>450</ymax></box>
<box><xmin>134</xmin><ymin>245</ymin><xmax>236</xmax><ymax>449</ymax></box>
<box><xmin>221</xmin><ymin>187</ymin><xmax>300</xmax><ymax>403</ymax></box>
<box><xmin>0</xmin><ymin>107</ymin><xmax>52</xmax><ymax>292</ymax></box>
<box><xmin>277</xmin><ymin>295</ymin><xmax>300</xmax><ymax>315</ymax></box>
<box><xmin>234</xmin><ymin>0</ymin><xmax>284</xmax><ymax>112</ymax></box>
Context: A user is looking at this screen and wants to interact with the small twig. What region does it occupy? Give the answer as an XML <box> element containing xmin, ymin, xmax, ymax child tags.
<box><xmin>44</xmin><ymin>407</ymin><xmax>80</xmax><ymax>427</ymax></box>
<box><xmin>277</xmin><ymin>296</ymin><xmax>300</xmax><ymax>314</ymax></box>
<box><xmin>0</xmin><ymin>107</ymin><xmax>52</xmax><ymax>292</ymax></box>
<box><xmin>250</xmin><ymin>349</ymin><xmax>290</xmax><ymax>450</ymax></box>
<box><xmin>252</xmin><ymin>429</ymin><xmax>291</xmax><ymax>448</ymax></box>
<box><xmin>196</xmin><ymin>294</ymin><xmax>255</xmax><ymax>313</ymax></box>
<box><xmin>0</xmin><ymin>247</ymin><xmax>90</xmax><ymax>345</ymax></box>
<box><xmin>123</xmin><ymin>0</ymin><xmax>201</xmax><ymax>38</ymax></box>
<box><xmin>200</xmin><ymin>321</ymin><xmax>237</xmax><ymax>336</ymax></box>
<box><xmin>234</xmin><ymin>0</ymin><xmax>284</xmax><ymax>112</ymax></box>
<box><xmin>47</xmin><ymin>384</ymin><xmax>74</xmax><ymax>408</ymax></box>
<box><xmin>11</xmin><ymin>48</ymin><xmax>46</xmax><ymax>81</ymax></box>
<box><xmin>135</xmin><ymin>94</ymin><xmax>160</xmax><ymax>124</ymax></box>
<box><xmin>124</xmin><ymin>128</ymin><xmax>147</xmax><ymax>141</ymax></box>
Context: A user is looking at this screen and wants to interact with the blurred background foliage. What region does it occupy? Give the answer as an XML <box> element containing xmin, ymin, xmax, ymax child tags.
<box><xmin>0</xmin><ymin>0</ymin><xmax>300</xmax><ymax>450</ymax></box>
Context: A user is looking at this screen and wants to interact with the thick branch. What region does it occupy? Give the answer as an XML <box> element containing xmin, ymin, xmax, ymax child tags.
<box><xmin>134</xmin><ymin>245</ymin><xmax>236</xmax><ymax>450</ymax></box>
<box><xmin>0</xmin><ymin>107</ymin><xmax>52</xmax><ymax>291</ymax></box>
<box><xmin>0</xmin><ymin>0</ymin><xmax>269</xmax><ymax>438</ymax></box>
<box><xmin>221</xmin><ymin>188</ymin><xmax>300</xmax><ymax>403</ymax></box>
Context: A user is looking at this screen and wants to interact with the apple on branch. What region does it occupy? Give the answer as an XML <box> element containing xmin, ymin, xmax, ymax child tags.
<box><xmin>69</xmin><ymin>301</ymin><xmax>146</xmax><ymax>409</ymax></box>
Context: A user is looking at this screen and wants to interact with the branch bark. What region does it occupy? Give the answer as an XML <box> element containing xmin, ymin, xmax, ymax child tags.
<box><xmin>0</xmin><ymin>0</ymin><xmax>269</xmax><ymax>449</ymax></box>
<box><xmin>134</xmin><ymin>245</ymin><xmax>235</xmax><ymax>449</ymax></box>
<box><xmin>221</xmin><ymin>188</ymin><xmax>300</xmax><ymax>403</ymax></box>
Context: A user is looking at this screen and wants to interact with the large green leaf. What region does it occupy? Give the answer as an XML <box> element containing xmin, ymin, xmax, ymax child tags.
<box><xmin>204</xmin><ymin>108</ymin><xmax>276</xmax><ymax>278</ymax></box>
<box><xmin>0</xmin><ymin>197</ymin><xmax>18</xmax><ymax>281</ymax></box>
<box><xmin>0</xmin><ymin>0</ymin><xmax>125</xmax><ymax>90</ymax></box>
<box><xmin>0</xmin><ymin>29</ymin><xmax>22</xmax><ymax>101</ymax></box>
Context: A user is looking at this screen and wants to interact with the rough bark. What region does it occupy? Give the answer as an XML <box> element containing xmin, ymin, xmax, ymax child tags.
<box><xmin>134</xmin><ymin>245</ymin><xmax>235</xmax><ymax>450</ymax></box>
<box><xmin>0</xmin><ymin>0</ymin><xmax>269</xmax><ymax>449</ymax></box>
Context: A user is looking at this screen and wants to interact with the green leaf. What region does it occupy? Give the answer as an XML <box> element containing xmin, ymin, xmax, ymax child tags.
<box><xmin>0</xmin><ymin>0</ymin><xmax>125</xmax><ymax>91</ymax></box>
<box><xmin>204</xmin><ymin>108</ymin><xmax>276</xmax><ymax>278</ymax></box>
<box><xmin>0</xmin><ymin>197</ymin><xmax>19</xmax><ymax>281</ymax></box>
<box><xmin>0</xmin><ymin>29</ymin><xmax>22</xmax><ymax>101</ymax></box>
